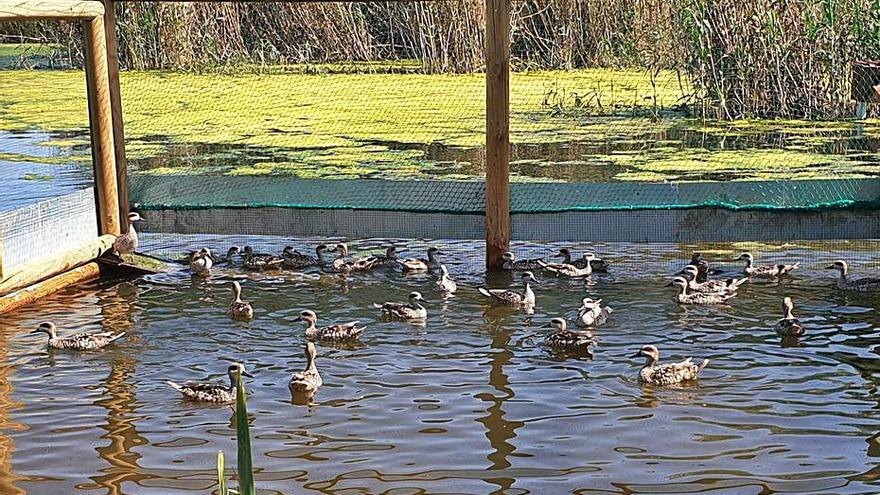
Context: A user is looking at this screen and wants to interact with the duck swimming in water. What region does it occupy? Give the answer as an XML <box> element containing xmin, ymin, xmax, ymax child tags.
<box><xmin>683</xmin><ymin>252</ymin><xmax>724</xmax><ymax>283</ymax></box>
<box><xmin>668</xmin><ymin>277</ymin><xmax>735</xmax><ymax>305</ymax></box>
<box><xmin>576</xmin><ymin>298</ymin><xmax>613</xmax><ymax>327</ymax></box>
<box><xmin>293</xmin><ymin>309</ymin><xmax>365</xmax><ymax>341</ymax></box>
<box><xmin>501</xmin><ymin>251</ymin><xmax>544</xmax><ymax>271</ymax></box>
<box><xmin>538</xmin><ymin>253</ymin><xmax>595</xmax><ymax>277</ymax></box>
<box><xmin>774</xmin><ymin>297</ymin><xmax>804</xmax><ymax>336</ymax></box>
<box><xmin>633</xmin><ymin>345</ymin><xmax>708</xmax><ymax>385</ymax></box>
<box><xmin>289</xmin><ymin>341</ymin><xmax>322</xmax><ymax>393</ymax></box>
<box><xmin>282</xmin><ymin>244</ymin><xmax>331</xmax><ymax>269</ymax></box>
<box><xmin>189</xmin><ymin>247</ymin><xmax>213</xmax><ymax>276</ymax></box>
<box><xmin>544</xmin><ymin>317</ymin><xmax>595</xmax><ymax>354</ymax></box>
<box><xmin>31</xmin><ymin>321</ymin><xmax>126</xmax><ymax>351</ymax></box>
<box><xmin>372</xmin><ymin>246</ymin><xmax>400</xmax><ymax>268</ymax></box>
<box><xmin>680</xmin><ymin>265</ymin><xmax>746</xmax><ymax>294</ymax></box>
<box><xmin>112</xmin><ymin>212</ymin><xmax>142</xmax><ymax>256</ymax></box>
<box><xmin>735</xmin><ymin>253</ymin><xmax>799</xmax><ymax>278</ymax></box>
<box><xmin>478</xmin><ymin>271</ymin><xmax>538</xmax><ymax>310</ymax></box>
<box><xmin>397</xmin><ymin>247</ymin><xmax>442</xmax><ymax>272</ymax></box>
<box><xmin>227</xmin><ymin>281</ymin><xmax>254</xmax><ymax>320</ymax></box>
<box><xmin>436</xmin><ymin>264</ymin><xmax>457</xmax><ymax>294</ymax></box>
<box><xmin>825</xmin><ymin>260</ymin><xmax>880</xmax><ymax>292</ymax></box>
<box><xmin>167</xmin><ymin>363</ymin><xmax>252</xmax><ymax>403</ymax></box>
<box><xmin>243</xmin><ymin>246</ymin><xmax>284</xmax><ymax>271</ymax></box>
<box><xmin>374</xmin><ymin>291</ymin><xmax>428</xmax><ymax>320</ymax></box>
<box><xmin>555</xmin><ymin>247</ymin><xmax>610</xmax><ymax>273</ymax></box>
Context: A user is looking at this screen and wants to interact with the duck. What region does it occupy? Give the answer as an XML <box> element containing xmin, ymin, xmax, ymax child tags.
<box><xmin>825</xmin><ymin>260</ymin><xmax>880</xmax><ymax>292</ymax></box>
<box><xmin>372</xmin><ymin>246</ymin><xmax>401</xmax><ymax>267</ymax></box>
<box><xmin>289</xmin><ymin>341</ymin><xmax>322</xmax><ymax>393</ymax></box>
<box><xmin>167</xmin><ymin>363</ymin><xmax>252</xmax><ymax>404</ymax></box>
<box><xmin>501</xmin><ymin>251</ymin><xmax>544</xmax><ymax>270</ymax></box>
<box><xmin>243</xmin><ymin>245</ymin><xmax>284</xmax><ymax>271</ymax></box>
<box><xmin>478</xmin><ymin>271</ymin><xmax>538</xmax><ymax>308</ymax></box>
<box><xmin>374</xmin><ymin>291</ymin><xmax>428</xmax><ymax>320</ymax></box>
<box><xmin>576</xmin><ymin>298</ymin><xmax>613</xmax><ymax>327</ymax></box>
<box><xmin>685</xmin><ymin>252</ymin><xmax>724</xmax><ymax>283</ymax></box>
<box><xmin>30</xmin><ymin>321</ymin><xmax>126</xmax><ymax>351</ymax></box>
<box><xmin>189</xmin><ymin>248</ymin><xmax>214</xmax><ymax>276</ymax></box>
<box><xmin>112</xmin><ymin>212</ymin><xmax>142</xmax><ymax>255</ymax></box>
<box><xmin>227</xmin><ymin>281</ymin><xmax>254</xmax><ymax>320</ymax></box>
<box><xmin>322</xmin><ymin>243</ymin><xmax>356</xmax><ymax>273</ymax></box>
<box><xmin>282</xmin><ymin>244</ymin><xmax>332</xmax><ymax>269</ymax></box>
<box><xmin>668</xmin><ymin>276</ymin><xmax>735</xmax><ymax>305</ymax></box>
<box><xmin>397</xmin><ymin>247</ymin><xmax>442</xmax><ymax>272</ymax></box>
<box><xmin>735</xmin><ymin>252</ymin><xmax>799</xmax><ymax>278</ymax></box>
<box><xmin>680</xmin><ymin>265</ymin><xmax>747</xmax><ymax>294</ymax></box>
<box><xmin>293</xmin><ymin>309</ymin><xmax>365</xmax><ymax>341</ymax></box>
<box><xmin>555</xmin><ymin>247</ymin><xmax>610</xmax><ymax>273</ymax></box>
<box><xmin>544</xmin><ymin>317</ymin><xmax>595</xmax><ymax>353</ymax></box>
<box><xmin>436</xmin><ymin>264</ymin><xmax>457</xmax><ymax>294</ymax></box>
<box><xmin>216</xmin><ymin>246</ymin><xmax>241</xmax><ymax>266</ymax></box>
<box><xmin>774</xmin><ymin>297</ymin><xmax>804</xmax><ymax>336</ymax></box>
<box><xmin>538</xmin><ymin>253</ymin><xmax>595</xmax><ymax>277</ymax></box>
<box><xmin>633</xmin><ymin>345</ymin><xmax>709</xmax><ymax>385</ymax></box>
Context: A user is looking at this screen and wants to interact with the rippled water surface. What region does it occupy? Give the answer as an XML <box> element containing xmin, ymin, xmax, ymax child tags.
<box><xmin>2</xmin><ymin>237</ymin><xmax>880</xmax><ymax>494</ymax></box>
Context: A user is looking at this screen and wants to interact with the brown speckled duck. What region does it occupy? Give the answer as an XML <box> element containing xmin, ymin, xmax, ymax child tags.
<box><xmin>774</xmin><ymin>297</ymin><xmax>804</xmax><ymax>336</ymax></box>
<box><xmin>681</xmin><ymin>265</ymin><xmax>746</xmax><ymax>294</ymax></box>
<box><xmin>825</xmin><ymin>260</ymin><xmax>880</xmax><ymax>292</ymax></box>
<box><xmin>668</xmin><ymin>276</ymin><xmax>735</xmax><ymax>305</ymax></box>
<box><xmin>227</xmin><ymin>281</ymin><xmax>254</xmax><ymax>320</ymax></box>
<box><xmin>374</xmin><ymin>291</ymin><xmax>428</xmax><ymax>320</ymax></box>
<box><xmin>294</xmin><ymin>309</ymin><xmax>364</xmax><ymax>341</ymax></box>
<box><xmin>31</xmin><ymin>321</ymin><xmax>125</xmax><ymax>351</ymax></box>
<box><xmin>167</xmin><ymin>363</ymin><xmax>252</xmax><ymax>404</ymax></box>
<box><xmin>112</xmin><ymin>212</ymin><xmax>142</xmax><ymax>255</ymax></box>
<box><xmin>243</xmin><ymin>246</ymin><xmax>284</xmax><ymax>271</ymax></box>
<box><xmin>577</xmin><ymin>298</ymin><xmax>613</xmax><ymax>327</ymax></box>
<box><xmin>544</xmin><ymin>317</ymin><xmax>595</xmax><ymax>354</ymax></box>
<box><xmin>735</xmin><ymin>253</ymin><xmax>799</xmax><ymax>278</ymax></box>
<box><xmin>633</xmin><ymin>345</ymin><xmax>708</xmax><ymax>385</ymax></box>
<box><xmin>478</xmin><ymin>271</ymin><xmax>537</xmax><ymax>309</ymax></box>
<box><xmin>289</xmin><ymin>341</ymin><xmax>322</xmax><ymax>393</ymax></box>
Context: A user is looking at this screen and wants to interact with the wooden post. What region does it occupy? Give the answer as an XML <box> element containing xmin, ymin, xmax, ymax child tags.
<box><xmin>83</xmin><ymin>15</ymin><xmax>121</xmax><ymax>236</ymax></box>
<box><xmin>484</xmin><ymin>0</ymin><xmax>510</xmax><ymax>269</ymax></box>
<box><xmin>102</xmin><ymin>0</ymin><xmax>129</xmax><ymax>232</ymax></box>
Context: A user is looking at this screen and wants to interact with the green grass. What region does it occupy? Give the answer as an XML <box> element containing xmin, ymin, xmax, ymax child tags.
<box><xmin>1</xmin><ymin>67</ymin><xmax>878</xmax><ymax>182</ymax></box>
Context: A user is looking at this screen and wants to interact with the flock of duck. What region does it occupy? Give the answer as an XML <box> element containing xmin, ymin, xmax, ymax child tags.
<box><xmin>27</xmin><ymin>213</ymin><xmax>880</xmax><ymax>403</ymax></box>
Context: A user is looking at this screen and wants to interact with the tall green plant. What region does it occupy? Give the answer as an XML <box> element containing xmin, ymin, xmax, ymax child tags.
<box><xmin>216</xmin><ymin>373</ymin><xmax>255</xmax><ymax>495</ymax></box>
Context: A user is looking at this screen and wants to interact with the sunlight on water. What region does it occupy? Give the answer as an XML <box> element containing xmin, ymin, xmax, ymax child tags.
<box><xmin>1</xmin><ymin>236</ymin><xmax>880</xmax><ymax>494</ymax></box>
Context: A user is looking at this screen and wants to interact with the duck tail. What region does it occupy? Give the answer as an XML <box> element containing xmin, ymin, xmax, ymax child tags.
<box><xmin>372</xmin><ymin>303</ymin><xmax>384</xmax><ymax>309</ymax></box>
<box><xmin>108</xmin><ymin>332</ymin><xmax>127</xmax><ymax>343</ymax></box>
<box><xmin>536</xmin><ymin>260</ymin><xmax>549</xmax><ymax>268</ymax></box>
<box><xmin>697</xmin><ymin>359</ymin><xmax>710</xmax><ymax>372</ymax></box>
<box><xmin>477</xmin><ymin>288</ymin><xmax>492</xmax><ymax>298</ymax></box>
<box><xmin>166</xmin><ymin>381</ymin><xmax>184</xmax><ymax>392</ymax></box>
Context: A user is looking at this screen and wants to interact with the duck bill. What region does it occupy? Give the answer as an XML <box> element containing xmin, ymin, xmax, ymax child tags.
<box><xmin>664</xmin><ymin>281</ymin><xmax>674</xmax><ymax>287</ymax></box>
<box><xmin>630</xmin><ymin>352</ymin><xmax>643</xmax><ymax>358</ymax></box>
<box><xmin>241</xmin><ymin>371</ymin><xmax>254</xmax><ymax>378</ymax></box>
<box><xmin>292</xmin><ymin>316</ymin><xmax>303</xmax><ymax>322</ymax></box>
<box><xmin>823</xmin><ymin>265</ymin><xmax>836</xmax><ymax>270</ymax></box>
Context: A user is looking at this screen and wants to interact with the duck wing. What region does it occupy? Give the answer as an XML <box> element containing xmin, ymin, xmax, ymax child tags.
<box><xmin>478</xmin><ymin>288</ymin><xmax>522</xmax><ymax>305</ymax></box>
<box><xmin>317</xmin><ymin>322</ymin><xmax>364</xmax><ymax>341</ymax></box>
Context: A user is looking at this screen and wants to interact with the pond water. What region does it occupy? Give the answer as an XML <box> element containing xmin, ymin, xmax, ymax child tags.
<box><xmin>1</xmin><ymin>236</ymin><xmax>880</xmax><ymax>494</ymax></box>
<box><xmin>0</xmin><ymin>130</ymin><xmax>92</xmax><ymax>211</ymax></box>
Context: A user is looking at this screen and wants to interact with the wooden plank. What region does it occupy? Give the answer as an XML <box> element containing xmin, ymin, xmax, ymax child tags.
<box><xmin>0</xmin><ymin>262</ymin><xmax>101</xmax><ymax>315</ymax></box>
<box><xmin>83</xmin><ymin>16</ymin><xmax>121</xmax><ymax>236</ymax></box>
<box><xmin>102</xmin><ymin>0</ymin><xmax>129</xmax><ymax>231</ymax></box>
<box><xmin>113</xmin><ymin>0</ymin><xmax>437</xmax><ymax>2</ymax></box>
<box><xmin>0</xmin><ymin>0</ymin><xmax>103</xmax><ymax>21</ymax></box>
<box><xmin>484</xmin><ymin>0</ymin><xmax>510</xmax><ymax>269</ymax></box>
<box><xmin>0</xmin><ymin>235</ymin><xmax>115</xmax><ymax>296</ymax></box>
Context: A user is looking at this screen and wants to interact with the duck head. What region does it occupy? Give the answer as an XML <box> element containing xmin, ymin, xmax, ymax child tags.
<box><xmin>544</xmin><ymin>317</ymin><xmax>567</xmax><ymax>332</ymax></box>
<box><xmin>127</xmin><ymin>212</ymin><xmax>143</xmax><ymax>224</ymax></box>
<box><xmin>825</xmin><ymin>259</ymin><xmax>848</xmax><ymax>275</ymax></box>
<box><xmin>408</xmin><ymin>291</ymin><xmax>427</xmax><ymax>304</ymax></box>
<box><xmin>666</xmin><ymin>276</ymin><xmax>689</xmax><ymax>291</ymax></box>
<box><xmin>554</xmin><ymin>248</ymin><xmax>571</xmax><ymax>260</ymax></box>
<box><xmin>734</xmin><ymin>252</ymin><xmax>754</xmax><ymax>264</ymax></box>
<box><xmin>632</xmin><ymin>344</ymin><xmax>660</xmax><ymax>365</ymax></box>
<box><xmin>502</xmin><ymin>251</ymin><xmax>515</xmax><ymax>262</ymax></box>
<box><xmin>30</xmin><ymin>321</ymin><xmax>57</xmax><ymax>339</ymax></box>
<box><xmin>227</xmin><ymin>362</ymin><xmax>253</xmax><ymax>383</ymax></box>
<box><xmin>521</xmin><ymin>271</ymin><xmax>538</xmax><ymax>285</ymax></box>
<box><xmin>782</xmin><ymin>297</ymin><xmax>795</xmax><ymax>319</ymax></box>
<box><xmin>226</xmin><ymin>246</ymin><xmax>240</xmax><ymax>257</ymax></box>
<box><xmin>293</xmin><ymin>310</ymin><xmax>318</xmax><ymax>326</ymax></box>
<box><xmin>681</xmin><ymin>265</ymin><xmax>699</xmax><ymax>280</ymax></box>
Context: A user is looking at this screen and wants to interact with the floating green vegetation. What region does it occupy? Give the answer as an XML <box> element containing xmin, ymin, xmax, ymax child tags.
<box><xmin>21</xmin><ymin>173</ymin><xmax>53</xmax><ymax>180</ymax></box>
<box><xmin>1</xmin><ymin>67</ymin><xmax>879</xmax><ymax>182</ymax></box>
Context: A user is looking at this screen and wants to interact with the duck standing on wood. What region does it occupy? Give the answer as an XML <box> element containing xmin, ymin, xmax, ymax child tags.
<box><xmin>167</xmin><ymin>363</ymin><xmax>252</xmax><ymax>403</ymax></box>
<box><xmin>633</xmin><ymin>345</ymin><xmax>708</xmax><ymax>385</ymax></box>
<box><xmin>31</xmin><ymin>321</ymin><xmax>125</xmax><ymax>351</ymax></box>
<box><xmin>735</xmin><ymin>252</ymin><xmax>799</xmax><ymax>278</ymax></box>
<box><xmin>112</xmin><ymin>212</ymin><xmax>142</xmax><ymax>256</ymax></box>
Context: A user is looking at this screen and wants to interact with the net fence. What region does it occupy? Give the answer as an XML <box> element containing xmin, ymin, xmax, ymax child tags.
<box><xmin>2</xmin><ymin>2</ymin><xmax>880</xmax><ymax>253</ymax></box>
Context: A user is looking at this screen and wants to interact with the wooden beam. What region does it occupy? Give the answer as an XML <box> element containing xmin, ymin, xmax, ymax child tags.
<box><xmin>83</xmin><ymin>15</ymin><xmax>121</xmax><ymax>235</ymax></box>
<box><xmin>0</xmin><ymin>0</ymin><xmax>104</xmax><ymax>21</ymax></box>
<box><xmin>102</xmin><ymin>0</ymin><xmax>129</xmax><ymax>232</ymax></box>
<box><xmin>484</xmin><ymin>0</ymin><xmax>510</xmax><ymax>269</ymax></box>
<box><xmin>0</xmin><ymin>262</ymin><xmax>101</xmax><ymax>315</ymax></box>
<box><xmin>0</xmin><ymin>235</ymin><xmax>115</xmax><ymax>296</ymax></box>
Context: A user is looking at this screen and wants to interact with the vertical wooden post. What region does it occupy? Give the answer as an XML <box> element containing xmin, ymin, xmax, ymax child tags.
<box><xmin>103</xmin><ymin>0</ymin><xmax>129</xmax><ymax>232</ymax></box>
<box><xmin>484</xmin><ymin>0</ymin><xmax>510</xmax><ymax>269</ymax></box>
<box><xmin>83</xmin><ymin>16</ymin><xmax>121</xmax><ymax>236</ymax></box>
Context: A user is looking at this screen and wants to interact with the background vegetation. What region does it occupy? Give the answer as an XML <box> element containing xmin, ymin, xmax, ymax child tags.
<box><xmin>4</xmin><ymin>0</ymin><xmax>880</xmax><ymax>119</ymax></box>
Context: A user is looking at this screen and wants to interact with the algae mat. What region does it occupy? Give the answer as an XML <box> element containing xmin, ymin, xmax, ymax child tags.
<box><xmin>2</xmin><ymin>68</ymin><xmax>880</xmax><ymax>182</ymax></box>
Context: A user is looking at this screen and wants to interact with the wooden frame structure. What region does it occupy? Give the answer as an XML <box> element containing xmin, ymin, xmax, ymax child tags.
<box><xmin>0</xmin><ymin>0</ymin><xmax>121</xmax><ymax>313</ymax></box>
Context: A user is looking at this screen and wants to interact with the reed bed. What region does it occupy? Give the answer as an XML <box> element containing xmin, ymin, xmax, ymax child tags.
<box><xmin>3</xmin><ymin>0</ymin><xmax>880</xmax><ymax>119</ymax></box>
